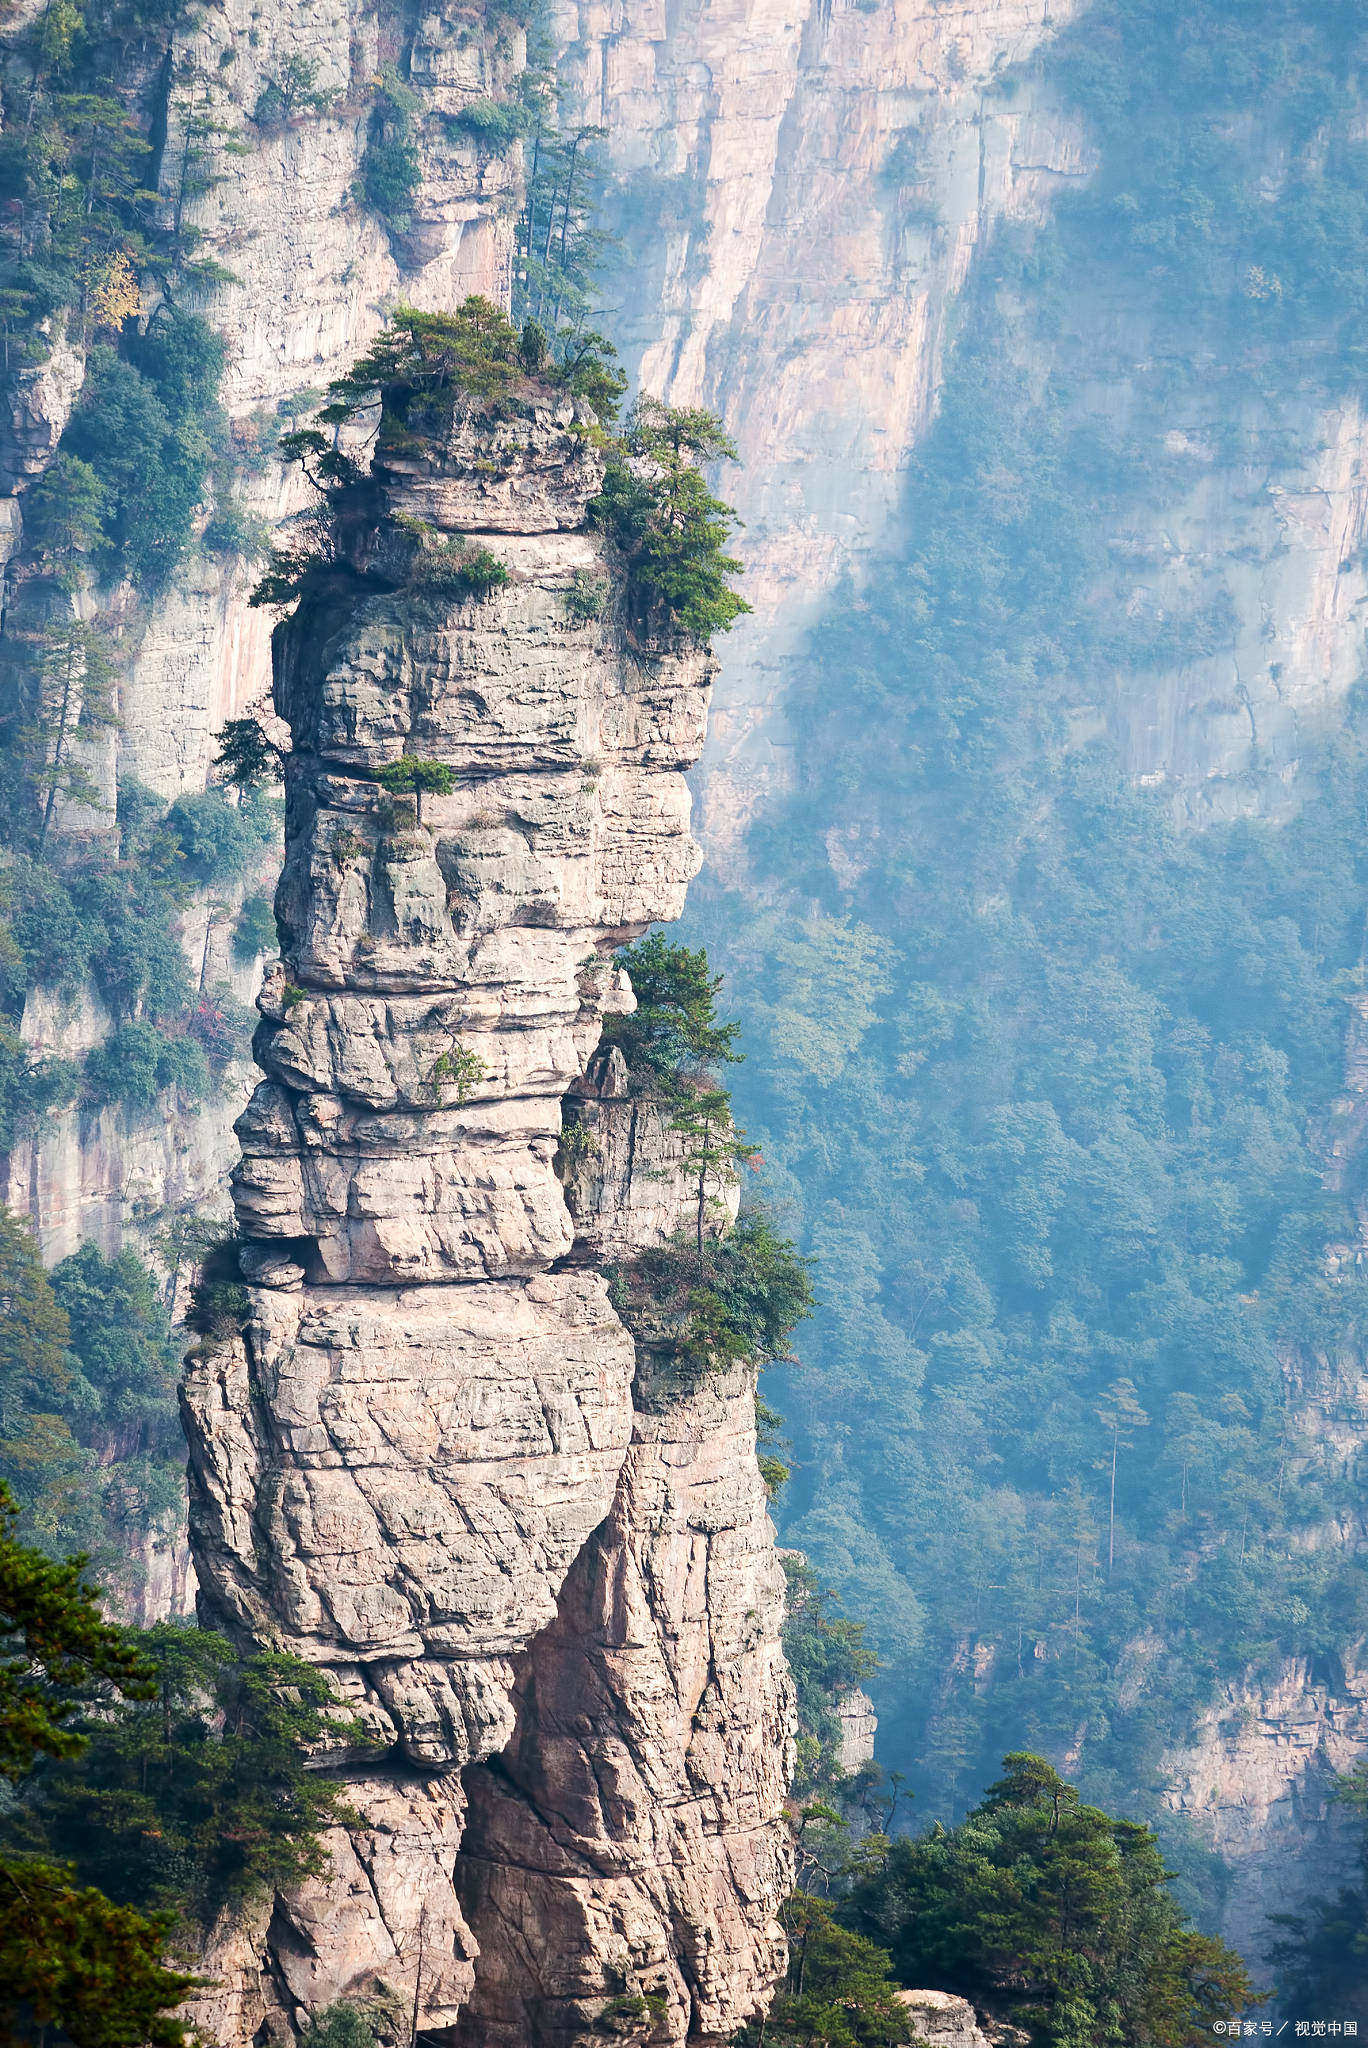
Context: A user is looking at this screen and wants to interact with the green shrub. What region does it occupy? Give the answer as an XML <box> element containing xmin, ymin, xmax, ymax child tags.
<box><xmin>361</xmin><ymin>70</ymin><xmax>422</xmax><ymax>231</ymax></box>
<box><xmin>165</xmin><ymin>786</ymin><xmax>276</xmax><ymax>884</ymax></box>
<box><xmin>588</xmin><ymin>398</ymin><xmax>749</xmax><ymax>642</ymax></box>
<box><xmin>202</xmin><ymin>495</ymin><xmax>270</xmax><ymax>560</ymax></box>
<box><xmin>0</xmin><ymin>1215</ymin><xmax>184</xmax><ymax>1572</ymax></box>
<box><xmin>61</xmin><ymin>344</ymin><xmax>216</xmax><ymax>593</ymax></box>
<box><xmin>608</xmin><ymin>1212</ymin><xmax>812</xmax><ymax>1389</ymax></box>
<box><xmin>74</xmin><ymin>870</ymin><xmax>193</xmax><ymax>1022</ymax></box>
<box><xmin>125</xmin><ymin>311</ymin><xmax>226</xmax><ymax>429</ymax></box>
<box><xmin>251</xmin><ymin>57</ymin><xmax>335</xmax><ymax>133</ymax></box>
<box><xmin>83</xmin><ymin>1022</ymin><xmax>208</xmax><ymax>1110</ymax></box>
<box><xmin>233</xmin><ymin>891</ymin><xmax>277</xmax><ymax>961</ymax></box>
<box><xmin>402</xmin><ymin>529</ymin><xmax>510</xmax><ymax>601</ymax></box>
<box><xmin>184</xmin><ymin>1236</ymin><xmax>249</xmax><ymax>1342</ymax></box>
<box><xmin>451</xmin><ymin>99</ymin><xmax>529</xmax><ymax>151</ymax></box>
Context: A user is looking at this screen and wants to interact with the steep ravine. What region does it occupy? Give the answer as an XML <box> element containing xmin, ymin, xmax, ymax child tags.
<box><xmin>180</xmin><ymin>384</ymin><xmax>793</xmax><ymax>2041</ymax></box>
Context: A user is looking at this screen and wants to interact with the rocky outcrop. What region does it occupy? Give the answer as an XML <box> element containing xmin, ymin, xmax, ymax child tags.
<box><xmin>0</xmin><ymin>0</ymin><xmax>527</xmax><ymax>1268</ymax></box>
<box><xmin>1162</xmin><ymin>1650</ymin><xmax>1368</xmax><ymax>1972</ymax></box>
<box><xmin>181</xmin><ymin>385</ymin><xmax>793</xmax><ymax>2043</ymax></box>
<box><xmin>898</xmin><ymin>1989</ymin><xmax>1028</xmax><ymax>2048</ymax></box>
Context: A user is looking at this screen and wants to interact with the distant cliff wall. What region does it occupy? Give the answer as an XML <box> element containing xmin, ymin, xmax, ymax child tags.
<box><xmin>557</xmin><ymin>0</ymin><xmax>1368</xmax><ymax>1968</ymax></box>
<box><xmin>0</xmin><ymin>0</ymin><xmax>521</xmax><ymax>1265</ymax></box>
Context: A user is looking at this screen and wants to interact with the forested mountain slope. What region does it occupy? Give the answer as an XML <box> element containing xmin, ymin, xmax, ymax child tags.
<box><xmin>581</xmin><ymin>0</ymin><xmax>1368</xmax><ymax>1966</ymax></box>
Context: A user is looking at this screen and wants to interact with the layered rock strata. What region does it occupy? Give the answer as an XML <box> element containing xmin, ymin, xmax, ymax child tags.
<box><xmin>182</xmin><ymin>389</ymin><xmax>792</xmax><ymax>2043</ymax></box>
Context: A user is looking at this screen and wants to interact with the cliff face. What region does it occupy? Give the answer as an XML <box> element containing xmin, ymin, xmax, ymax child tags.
<box><xmin>558</xmin><ymin>0</ymin><xmax>1368</xmax><ymax>857</ymax></box>
<box><xmin>555</xmin><ymin>0</ymin><xmax>1368</xmax><ymax>1952</ymax></box>
<box><xmin>0</xmin><ymin>0</ymin><xmax>522</xmax><ymax>1263</ymax></box>
<box><xmin>181</xmin><ymin>389</ymin><xmax>793</xmax><ymax>2042</ymax></box>
<box><xmin>554</xmin><ymin>0</ymin><xmax>1090</xmax><ymax>861</ymax></box>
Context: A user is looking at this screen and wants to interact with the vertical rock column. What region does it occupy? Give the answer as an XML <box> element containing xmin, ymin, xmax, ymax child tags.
<box><xmin>453</xmin><ymin>1064</ymin><xmax>794</xmax><ymax>2047</ymax></box>
<box><xmin>181</xmin><ymin>385</ymin><xmax>792</xmax><ymax>2043</ymax></box>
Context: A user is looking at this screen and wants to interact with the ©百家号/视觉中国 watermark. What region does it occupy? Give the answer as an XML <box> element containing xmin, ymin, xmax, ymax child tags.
<box><xmin>1214</xmin><ymin>2024</ymin><xmax>1360</xmax><ymax>2038</ymax></box>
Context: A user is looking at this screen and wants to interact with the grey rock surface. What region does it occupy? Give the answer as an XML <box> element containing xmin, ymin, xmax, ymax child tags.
<box><xmin>182</xmin><ymin>390</ymin><xmax>793</xmax><ymax>2045</ymax></box>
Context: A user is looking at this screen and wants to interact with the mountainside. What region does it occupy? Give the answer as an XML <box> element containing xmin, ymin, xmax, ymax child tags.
<box><xmin>5</xmin><ymin>0</ymin><xmax>1368</xmax><ymax>2007</ymax></box>
<box><xmin>569</xmin><ymin>0</ymin><xmax>1368</xmax><ymax>1970</ymax></box>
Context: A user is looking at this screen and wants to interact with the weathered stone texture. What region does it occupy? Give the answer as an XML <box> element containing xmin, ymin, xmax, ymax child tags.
<box><xmin>182</xmin><ymin>397</ymin><xmax>793</xmax><ymax>2044</ymax></box>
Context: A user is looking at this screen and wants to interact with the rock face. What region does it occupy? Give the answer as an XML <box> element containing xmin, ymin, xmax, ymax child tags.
<box><xmin>0</xmin><ymin>0</ymin><xmax>526</xmax><ymax>1266</ymax></box>
<box><xmin>898</xmin><ymin>1989</ymin><xmax>1027</xmax><ymax>2048</ymax></box>
<box><xmin>554</xmin><ymin>0</ymin><xmax>1092</xmax><ymax>864</ymax></box>
<box><xmin>561</xmin><ymin>0</ymin><xmax>1368</xmax><ymax>853</ymax></box>
<box><xmin>182</xmin><ymin>387</ymin><xmax>793</xmax><ymax>2043</ymax></box>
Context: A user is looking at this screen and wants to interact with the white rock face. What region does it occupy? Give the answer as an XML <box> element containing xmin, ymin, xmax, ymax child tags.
<box><xmin>899</xmin><ymin>1989</ymin><xmax>1027</xmax><ymax>2048</ymax></box>
<box><xmin>182</xmin><ymin>391</ymin><xmax>794</xmax><ymax>2045</ymax></box>
<box><xmin>555</xmin><ymin>0</ymin><xmax>1092</xmax><ymax>862</ymax></box>
<box><xmin>564</xmin><ymin>0</ymin><xmax>1368</xmax><ymax>847</ymax></box>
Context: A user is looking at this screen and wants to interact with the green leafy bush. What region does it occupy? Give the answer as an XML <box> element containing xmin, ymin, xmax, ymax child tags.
<box><xmin>402</xmin><ymin>530</ymin><xmax>510</xmax><ymax>602</ymax></box>
<box><xmin>183</xmin><ymin>1236</ymin><xmax>249</xmax><ymax>1345</ymax></box>
<box><xmin>61</xmin><ymin>323</ymin><xmax>222</xmax><ymax>593</ymax></box>
<box><xmin>451</xmin><ymin>99</ymin><xmax>529</xmax><ymax>152</ymax></box>
<box><xmin>251</xmin><ymin>57</ymin><xmax>335</xmax><ymax>133</ymax></box>
<box><xmin>83</xmin><ymin>1023</ymin><xmax>207</xmax><ymax>1111</ymax></box>
<box><xmin>604</xmin><ymin>930</ymin><xmax>741</xmax><ymax>1085</ymax></box>
<box><xmin>0</xmin><ymin>1214</ymin><xmax>185</xmax><ymax>1578</ymax></box>
<box><xmin>233</xmin><ymin>891</ymin><xmax>277</xmax><ymax>961</ymax></box>
<box><xmin>609</xmin><ymin>1212</ymin><xmax>812</xmax><ymax>1391</ymax></box>
<box><xmin>361</xmin><ymin>70</ymin><xmax>422</xmax><ymax>232</ymax></box>
<box><xmin>588</xmin><ymin>398</ymin><xmax>749</xmax><ymax>641</ymax></box>
<box><xmin>165</xmin><ymin>786</ymin><xmax>277</xmax><ymax>884</ymax></box>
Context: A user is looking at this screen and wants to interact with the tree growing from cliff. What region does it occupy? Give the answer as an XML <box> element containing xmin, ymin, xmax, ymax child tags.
<box><xmin>603</xmin><ymin>931</ymin><xmax>742</xmax><ymax>1085</ymax></box>
<box><xmin>588</xmin><ymin>397</ymin><xmax>750</xmax><ymax>642</ymax></box>
<box><xmin>376</xmin><ymin>756</ymin><xmax>456</xmax><ymax>826</ymax></box>
<box><xmin>670</xmin><ymin>1083</ymin><xmax>759</xmax><ymax>1263</ymax></box>
<box><xmin>213</xmin><ymin>711</ymin><xmax>284</xmax><ymax>792</ymax></box>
